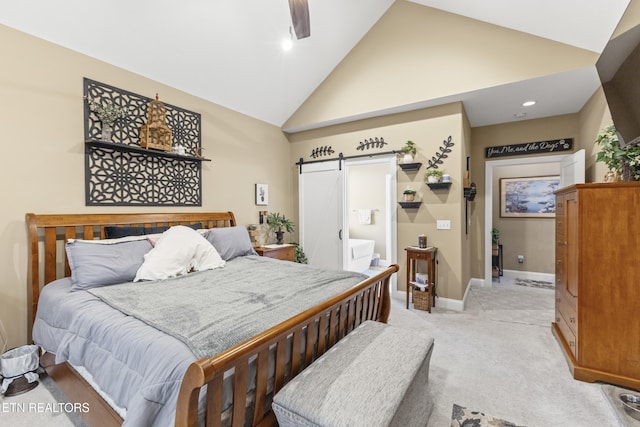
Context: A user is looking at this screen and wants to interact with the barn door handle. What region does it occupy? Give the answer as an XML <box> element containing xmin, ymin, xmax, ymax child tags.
<box><xmin>338</xmin><ymin>229</ymin><xmax>343</xmax><ymax>240</ymax></box>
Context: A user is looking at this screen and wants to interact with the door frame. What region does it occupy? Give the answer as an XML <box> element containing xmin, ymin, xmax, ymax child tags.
<box><xmin>483</xmin><ymin>152</ymin><xmax>582</xmax><ymax>286</ymax></box>
<box><xmin>343</xmin><ymin>155</ymin><xmax>398</xmax><ymax>272</ymax></box>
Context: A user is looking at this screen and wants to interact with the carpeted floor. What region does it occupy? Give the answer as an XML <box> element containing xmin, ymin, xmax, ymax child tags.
<box><xmin>388</xmin><ymin>279</ymin><xmax>623</xmax><ymax>427</ymax></box>
<box><xmin>2</xmin><ymin>278</ymin><xmax>629</xmax><ymax>426</ymax></box>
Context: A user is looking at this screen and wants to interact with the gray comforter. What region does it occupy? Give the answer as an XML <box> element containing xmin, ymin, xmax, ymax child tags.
<box><xmin>32</xmin><ymin>256</ymin><xmax>366</xmax><ymax>426</ymax></box>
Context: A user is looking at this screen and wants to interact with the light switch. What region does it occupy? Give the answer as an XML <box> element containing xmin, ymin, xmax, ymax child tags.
<box><xmin>436</xmin><ymin>220</ymin><xmax>451</xmax><ymax>230</ymax></box>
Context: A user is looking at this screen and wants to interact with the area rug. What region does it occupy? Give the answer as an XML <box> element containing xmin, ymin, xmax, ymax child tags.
<box><xmin>451</xmin><ymin>403</ymin><xmax>525</xmax><ymax>427</ymax></box>
<box><xmin>514</xmin><ymin>278</ymin><xmax>554</xmax><ymax>289</ymax></box>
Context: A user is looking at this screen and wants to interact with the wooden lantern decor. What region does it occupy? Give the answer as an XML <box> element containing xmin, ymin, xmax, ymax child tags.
<box><xmin>140</xmin><ymin>93</ymin><xmax>172</xmax><ymax>152</ymax></box>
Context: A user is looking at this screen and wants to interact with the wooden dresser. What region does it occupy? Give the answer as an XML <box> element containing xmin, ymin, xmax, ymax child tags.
<box><xmin>552</xmin><ymin>182</ymin><xmax>640</xmax><ymax>390</ymax></box>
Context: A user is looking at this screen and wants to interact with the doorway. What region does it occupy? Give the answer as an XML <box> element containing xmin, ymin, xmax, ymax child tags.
<box><xmin>483</xmin><ymin>151</ymin><xmax>585</xmax><ymax>286</ymax></box>
<box><xmin>298</xmin><ymin>156</ymin><xmax>397</xmax><ymax>280</ymax></box>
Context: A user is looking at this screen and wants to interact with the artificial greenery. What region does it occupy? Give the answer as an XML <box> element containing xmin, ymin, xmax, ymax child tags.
<box><xmin>425</xmin><ymin>169</ymin><xmax>444</xmax><ymax>178</ymax></box>
<box><xmin>595</xmin><ymin>125</ymin><xmax>640</xmax><ymax>181</ymax></box>
<box><xmin>86</xmin><ymin>97</ymin><xmax>127</xmax><ymax>124</ymax></box>
<box><xmin>400</xmin><ymin>140</ymin><xmax>417</xmax><ymax>156</ymax></box>
<box><xmin>403</xmin><ymin>186</ymin><xmax>417</xmax><ymax>195</ymax></box>
<box><xmin>491</xmin><ymin>227</ymin><xmax>500</xmax><ymax>244</ymax></box>
<box><xmin>266</xmin><ymin>212</ymin><xmax>294</xmax><ymax>233</ymax></box>
<box><xmin>293</xmin><ymin>243</ymin><xmax>308</xmax><ymax>264</ymax></box>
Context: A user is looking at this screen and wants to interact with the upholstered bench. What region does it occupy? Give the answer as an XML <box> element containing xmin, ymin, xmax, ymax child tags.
<box><xmin>272</xmin><ymin>320</ymin><xmax>434</xmax><ymax>427</ymax></box>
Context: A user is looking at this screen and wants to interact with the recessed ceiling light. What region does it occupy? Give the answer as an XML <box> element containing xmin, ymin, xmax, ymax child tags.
<box><xmin>514</xmin><ymin>112</ymin><xmax>527</xmax><ymax>118</ymax></box>
<box><xmin>522</xmin><ymin>100</ymin><xmax>536</xmax><ymax>107</ymax></box>
<box><xmin>282</xmin><ymin>26</ymin><xmax>294</xmax><ymax>51</ymax></box>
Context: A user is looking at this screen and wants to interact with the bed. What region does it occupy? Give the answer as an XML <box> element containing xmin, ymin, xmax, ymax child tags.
<box><xmin>25</xmin><ymin>212</ymin><xmax>398</xmax><ymax>427</ymax></box>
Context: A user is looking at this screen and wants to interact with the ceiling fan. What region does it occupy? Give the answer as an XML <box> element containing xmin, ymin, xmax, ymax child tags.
<box><xmin>288</xmin><ymin>0</ymin><xmax>310</xmax><ymax>39</ymax></box>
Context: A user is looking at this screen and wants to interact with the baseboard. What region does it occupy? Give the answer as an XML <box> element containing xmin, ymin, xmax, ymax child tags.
<box><xmin>503</xmin><ymin>269</ymin><xmax>554</xmax><ymax>283</ymax></box>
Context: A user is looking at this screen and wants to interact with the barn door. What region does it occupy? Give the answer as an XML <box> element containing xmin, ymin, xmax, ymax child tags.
<box><xmin>298</xmin><ymin>161</ymin><xmax>344</xmax><ymax>270</ymax></box>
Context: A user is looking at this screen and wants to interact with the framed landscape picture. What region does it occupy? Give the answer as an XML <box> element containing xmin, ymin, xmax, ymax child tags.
<box><xmin>500</xmin><ymin>176</ymin><xmax>560</xmax><ymax>218</ymax></box>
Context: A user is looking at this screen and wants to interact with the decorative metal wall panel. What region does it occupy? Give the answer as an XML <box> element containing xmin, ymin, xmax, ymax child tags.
<box><xmin>86</xmin><ymin>145</ymin><xmax>202</xmax><ymax>206</ymax></box>
<box><xmin>83</xmin><ymin>78</ymin><xmax>203</xmax><ymax>206</ymax></box>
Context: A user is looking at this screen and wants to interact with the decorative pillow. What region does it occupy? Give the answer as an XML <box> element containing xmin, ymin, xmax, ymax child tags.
<box><xmin>104</xmin><ymin>223</ymin><xmax>202</xmax><ymax>239</ymax></box>
<box><xmin>66</xmin><ymin>237</ymin><xmax>153</xmax><ymax>291</ymax></box>
<box><xmin>134</xmin><ymin>225</ymin><xmax>225</xmax><ymax>281</ymax></box>
<box><xmin>204</xmin><ymin>226</ymin><xmax>257</xmax><ymax>261</ymax></box>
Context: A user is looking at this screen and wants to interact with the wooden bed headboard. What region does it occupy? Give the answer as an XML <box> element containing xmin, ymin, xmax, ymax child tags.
<box><xmin>25</xmin><ymin>212</ymin><xmax>236</xmax><ymax>326</ymax></box>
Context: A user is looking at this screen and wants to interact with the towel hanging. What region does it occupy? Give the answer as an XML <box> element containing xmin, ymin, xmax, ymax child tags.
<box><xmin>357</xmin><ymin>209</ymin><xmax>371</xmax><ymax>225</ymax></box>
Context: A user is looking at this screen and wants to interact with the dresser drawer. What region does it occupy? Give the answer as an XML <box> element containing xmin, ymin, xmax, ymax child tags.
<box><xmin>558</xmin><ymin>295</ymin><xmax>578</xmax><ymax>335</ymax></box>
<box><xmin>555</xmin><ymin>309</ymin><xmax>578</xmax><ymax>359</ymax></box>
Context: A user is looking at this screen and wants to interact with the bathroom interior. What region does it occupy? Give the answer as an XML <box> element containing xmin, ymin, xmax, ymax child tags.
<box><xmin>345</xmin><ymin>161</ymin><xmax>392</xmax><ymax>274</ymax></box>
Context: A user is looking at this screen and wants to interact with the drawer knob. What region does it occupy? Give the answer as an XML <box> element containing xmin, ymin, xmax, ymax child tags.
<box><xmin>569</xmin><ymin>341</ymin><xmax>575</xmax><ymax>348</ymax></box>
<box><xmin>570</xmin><ymin>317</ymin><xmax>575</xmax><ymax>323</ymax></box>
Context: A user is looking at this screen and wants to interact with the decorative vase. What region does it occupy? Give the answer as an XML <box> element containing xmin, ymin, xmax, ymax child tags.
<box><xmin>275</xmin><ymin>231</ymin><xmax>284</xmax><ymax>245</ymax></box>
<box><xmin>404</xmin><ymin>193</ymin><xmax>415</xmax><ymax>202</ymax></box>
<box><xmin>101</xmin><ymin>123</ymin><xmax>113</xmax><ymax>142</ymax></box>
<box><xmin>427</xmin><ymin>176</ymin><xmax>439</xmax><ymax>183</ymax></box>
<box><xmin>402</xmin><ymin>153</ymin><xmax>414</xmax><ymax>164</ymax></box>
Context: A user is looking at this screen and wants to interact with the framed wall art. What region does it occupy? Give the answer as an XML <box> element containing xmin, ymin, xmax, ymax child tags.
<box><xmin>500</xmin><ymin>176</ymin><xmax>560</xmax><ymax>218</ymax></box>
<box><xmin>255</xmin><ymin>184</ymin><xmax>268</xmax><ymax>205</ymax></box>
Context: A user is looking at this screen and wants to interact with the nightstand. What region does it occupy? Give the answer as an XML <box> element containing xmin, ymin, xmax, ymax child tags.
<box><xmin>255</xmin><ymin>244</ymin><xmax>295</xmax><ymax>262</ymax></box>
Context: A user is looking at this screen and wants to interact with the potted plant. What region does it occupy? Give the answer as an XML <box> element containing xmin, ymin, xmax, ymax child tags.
<box><xmin>595</xmin><ymin>125</ymin><xmax>640</xmax><ymax>181</ymax></box>
<box><xmin>491</xmin><ymin>227</ymin><xmax>500</xmax><ymax>244</ymax></box>
<box><xmin>266</xmin><ymin>212</ymin><xmax>294</xmax><ymax>245</ymax></box>
<box><xmin>425</xmin><ymin>169</ymin><xmax>444</xmax><ymax>183</ymax></box>
<box><xmin>86</xmin><ymin>97</ymin><xmax>127</xmax><ymax>142</ymax></box>
<box><xmin>403</xmin><ymin>186</ymin><xmax>417</xmax><ymax>202</ymax></box>
<box><xmin>400</xmin><ymin>140</ymin><xmax>417</xmax><ymax>163</ymax></box>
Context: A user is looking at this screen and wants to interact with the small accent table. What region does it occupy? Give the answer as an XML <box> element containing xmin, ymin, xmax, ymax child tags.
<box><xmin>405</xmin><ymin>246</ymin><xmax>438</xmax><ymax>312</ymax></box>
<box><xmin>256</xmin><ymin>244</ymin><xmax>295</xmax><ymax>262</ymax></box>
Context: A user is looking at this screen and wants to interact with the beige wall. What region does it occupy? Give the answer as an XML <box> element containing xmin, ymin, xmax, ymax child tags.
<box><xmin>284</xmin><ymin>0</ymin><xmax>598</xmax><ymax>131</ymax></box>
<box><xmin>0</xmin><ymin>25</ymin><xmax>294</xmax><ymax>348</ymax></box>
<box><xmin>491</xmin><ymin>163</ymin><xmax>559</xmax><ymax>273</ymax></box>
<box><xmin>288</xmin><ymin>103</ymin><xmax>470</xmax><ymax>300</ymax></box>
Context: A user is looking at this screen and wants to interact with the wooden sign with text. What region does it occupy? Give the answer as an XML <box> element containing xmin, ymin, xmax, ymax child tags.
<box><xmin>485</xmin><ymin>138</ymin><xmax>573</xmax><ymax>158</ymax></box>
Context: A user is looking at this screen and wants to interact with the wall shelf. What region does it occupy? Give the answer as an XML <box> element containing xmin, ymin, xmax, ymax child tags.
<box><xmin>399</xmin><ymin>162</ymin><xmax>422</xmax><ymax>171</ymax></box>
<box><xmin>399</xmin><ymin>201</ymin><xmax>421</xmax><ymax>209</ymax></box>
<box><xmin>86</xmin><ymin>140</ymin><xmax>211</xmax><ymax>162</ymax></box>
<box><xmin>426</xmin><ymin>182</ymin><xmax>451</xmax><ymax>190</ymax></box>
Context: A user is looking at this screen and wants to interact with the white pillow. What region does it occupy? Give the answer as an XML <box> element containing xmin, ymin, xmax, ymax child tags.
<box><xmin>134</xmin><ymin>225</ymin><xmax>225</xmax><ymax>281</ymax></box>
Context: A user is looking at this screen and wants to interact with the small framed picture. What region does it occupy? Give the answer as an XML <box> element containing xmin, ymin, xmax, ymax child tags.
<box><xmin>255</xmin><ymin>184</ymin><xmax>268</xmax><ymax>205</ymax></box>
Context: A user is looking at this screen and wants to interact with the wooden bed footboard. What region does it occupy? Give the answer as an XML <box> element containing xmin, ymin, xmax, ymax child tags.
<box><xmin>175</xmin><ymin>264</ymin><xmax>398</xmax><ymax>427</ymax></box>
<box><xmin>25</xmin><ymin>212</ymin><xmax>398</xmax><ymax>427</ymax></box>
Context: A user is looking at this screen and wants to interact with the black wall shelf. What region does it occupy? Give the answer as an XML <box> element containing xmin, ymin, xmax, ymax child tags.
<box><xmin>87</xmin><ymin>140</ymin><xmax>210</xmax><ymax>162</ymax></box>
<box><xmin>399</xmin><ymin>162</ymin><xmax>422</xmax><ymax>171</ymax></box>
<box><xmin>427</xmin><ymin>182</ymin><xmax>452</xmax><ymax>190</ymax></box>
<box><xmin>399</xmin><ymin>201</ymin><xmax>421</xmax><ymax>209</ymax></box>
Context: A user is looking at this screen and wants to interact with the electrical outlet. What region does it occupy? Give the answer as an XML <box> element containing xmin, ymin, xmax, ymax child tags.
<box><xmin>517</xmin><ymin>255</ymin><xmax>524</xmax><ymax>263</ymax></box>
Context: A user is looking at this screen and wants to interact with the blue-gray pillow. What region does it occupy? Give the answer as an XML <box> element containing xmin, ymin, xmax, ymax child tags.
<box><xmin>205</xmin><ymin>226</ymin><xmax>257</xmax><ymax>261</ymax></box>
<box><xmin>66</xmin><ymin>238</ymin><xmax>153</xmax><ymax>291</ymax></box>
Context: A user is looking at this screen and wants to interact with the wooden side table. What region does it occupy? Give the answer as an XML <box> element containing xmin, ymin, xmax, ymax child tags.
<box><xmin>405</xmin><ymin>246</ymin><xmax>438</xmax><ymax>312</ymax></box>
<box><xmin>256</xmin><ymin>244</ymin><xmax>295</xmax><ymax>262</ymax></box>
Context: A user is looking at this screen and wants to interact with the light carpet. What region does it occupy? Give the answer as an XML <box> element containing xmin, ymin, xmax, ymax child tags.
<box><xmin>387</xmin><ymin>283</ymin><xmax>622</xmax><ymax>427</ymax></box>
<box><xmin>2</xmin><ymin>282</ymin><xmax>626</xmax><ymax>427</ymax></box>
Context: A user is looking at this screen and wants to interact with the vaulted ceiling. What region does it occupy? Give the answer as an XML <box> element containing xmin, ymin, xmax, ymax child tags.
<box><xmin>0</xmin><ymin>0</ymin><xmax>632</xmax><ymax>130</ymax></box>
